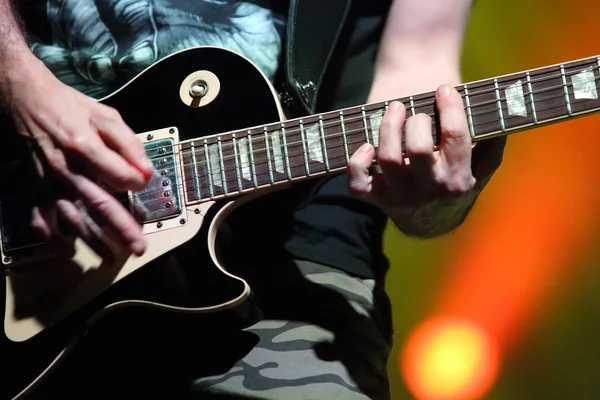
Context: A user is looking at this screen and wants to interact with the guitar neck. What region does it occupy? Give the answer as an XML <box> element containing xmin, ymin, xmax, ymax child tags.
<box><xmin>180</xmin><ymin>54</ymin><xmax>600</xmax><ymax>205</ymax></box>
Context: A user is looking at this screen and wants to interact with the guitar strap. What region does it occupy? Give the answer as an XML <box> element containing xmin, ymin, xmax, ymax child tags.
<box><xmin>282</xmin><ymin>0</ymin><xmax>353</xmax><ymax>115</ymax></box>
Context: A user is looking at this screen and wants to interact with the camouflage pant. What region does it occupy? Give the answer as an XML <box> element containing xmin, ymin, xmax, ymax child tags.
<box><xmin>189</xmin><ymin>260</ymin><xmax>393</xmax><ymax>400</ymax></box>
<box><xmin>35</xmin><ymin>260</ymin><xmax>393</xmax><ymax>399</ymax></box>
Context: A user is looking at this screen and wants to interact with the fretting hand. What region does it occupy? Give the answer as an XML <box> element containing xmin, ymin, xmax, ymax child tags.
<box><xmin>347</xmin><ymin>84</ymin><xmax>506</xmax><ymax>237</ymax></box>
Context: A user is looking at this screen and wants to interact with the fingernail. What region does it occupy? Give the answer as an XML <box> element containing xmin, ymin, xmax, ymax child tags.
<box><xmin>358</xmin><ymin>143</ymin><xmax>372</xmax><ymax>153</ymax></box>
<box><xmin>438</xmin><ymin>85</ymin><xmax>452</xmax><ymax>97</ymax></box>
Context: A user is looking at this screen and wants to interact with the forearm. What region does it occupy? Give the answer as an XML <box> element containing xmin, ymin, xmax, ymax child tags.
<box><xmin>0</xmin><ymin>0</ymin><xmax>38</xmax><ymax>81</ymax></box>
<box><xmin>368</xmin><ymin>0</ymin><xmax>477</xmax><ymax>238</ymax></box>
<box><xmin>367</xmin><ymin>0</ymin><xmax>472</xmax><ymax>101</ymax></box>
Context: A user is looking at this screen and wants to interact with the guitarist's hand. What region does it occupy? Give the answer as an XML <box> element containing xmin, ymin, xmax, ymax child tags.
<box><xmin>0</xmin><ymin>54</ymin><xmax>153</xmax><ymax>259</ymax></box>
<box><xmin>347</xmin><ymin>85</ymin><xmax>506</xmax><ymax>237</ymax></box>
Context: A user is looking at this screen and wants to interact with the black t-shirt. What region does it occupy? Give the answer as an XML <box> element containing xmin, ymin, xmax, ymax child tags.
<box><xmin>16</xmin><ymin>0</ymin><xmax>392</xmax><ymax>280</ymax></box>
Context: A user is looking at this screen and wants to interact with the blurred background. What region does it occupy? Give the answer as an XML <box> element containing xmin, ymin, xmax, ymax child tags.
<box><xmin>383</xmin><ymin>0</ymin><xmax>600</xmax><ymax>398</ymax></box>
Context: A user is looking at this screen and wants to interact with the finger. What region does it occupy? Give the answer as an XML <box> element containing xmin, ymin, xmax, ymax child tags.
<box><xmin>93</xmin><ymin>104</ymin><xmax>154</xmax><ymax>178</ymax></box>
<box><xmin>70</xmin><ymin>174</ymin><xmax>146</xmax><ymax>256</ymax></box>
<box><xmin>60</xmin><ymin>126</ymin><xmax>149</xmax><ymax>192</ymax></box>
<box><xmin>404</xmin><ymin>113</ymin><xmax>436</xmax><ymax>189</ymax></box>
<box><xmin>376</xmin><ymin>101</ymin><xmax>407</xmax><ymax>184</ymax></box>
<box><xmin>437</xmin><ymin>84</ymin><xmax>473</xmax><ymax>172</ymax></box>
<box><xmin>55</xmin><ymin>199</ymin><xmax>119</xmax><ymax>262</ymax></box>
<box><xmin>30</xmin><ymin>205</ymin><xmax>77</xmax><ymax>257</ymax></box>
<box><xmin>30</xmin><ymin>205</ymin><xmax>54</xmax><ymax>240</ymax></box>
<box><xmin>347</xmin><ymin>143</ymin><xmax>376</xmax><ymax>199</ymax></box>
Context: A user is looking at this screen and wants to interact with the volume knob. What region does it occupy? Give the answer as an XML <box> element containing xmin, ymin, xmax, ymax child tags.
<box><xmin>189</xmin><ymin>80</ymin><xmax>208</xmax><ymax>98</ymax></box>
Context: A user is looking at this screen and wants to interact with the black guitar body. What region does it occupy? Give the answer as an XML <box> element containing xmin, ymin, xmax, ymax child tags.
<box><xmin>0</xmin><ymin>47</ymin><xmax>284</xmax><ymax>399</ymax></box>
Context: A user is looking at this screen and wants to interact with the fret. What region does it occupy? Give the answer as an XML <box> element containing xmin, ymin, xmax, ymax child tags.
<box><xmin>401</xmin><ymin>92</ymin><xmax>437</xmax><ymax>144</ymax></box>
<box><xmin>467</xmin><ymin>80</ymin><xmax>503</xmax><ymax>137</ymax></box>
<box><xmin>526</xmin><ymin>66</ymin><xmax>568</xmax><ymax>123</ymax></box>
<box><xmin>190</xmin><ymin>142</ymin><xmax>201</xmax><ymax>200</ymax></box>
<box><xmin>300</xmin><ymin>116</ymin><xmax>328</xmax><ymax>174</ymax></box>
<box><xmin>192</xmin><ymin>144</ymin><xmax>210</xmax><ymax>200</ymax></box>
<box><xmin>223</xmin><ymin>137</ymin><xmax>239</xmax><ymax>193</ymax></box>
<box><xmin>525</xmin><ymin>72</ymin><xmax>538</xmax><ymax>124</ymax></box>
<box><xmin>249</xmin><ymin>130</ymin><xmax>274</xmax><ymax>187</ymax></box>
<box><xmin>263</xmin><ymin>128</ymin><xmax>275</xmax><ymax>184</ymax></box>
<box><xmin>270</xmin><ymin>128</ymin><xmax>287</xmax><ymax>179</ymax></box>
<box><xmin>298</xmin><ymin>120</ymin><xmax>311</xmax><ymax>175</ymax></box>
<box><xmin>279</xmin><ymin>120</ymin><xmax>306</xmax><ymax>180</ymax></box>
<box><xmin>341</xmin><ymin>108</ymin><xmax>367</xmax><ymax>157</ymax></box>
<box><xmin>236</xmin><ymin>135</ymin><xmax>253</xmax><ymax>188</ymax></box>
<box><xmin>280</xmin><ymin>123</ymin><xmax>292</xmax><ymax>179</ymax></box>
<box><xmin>563</xmin><ymin>59</ymin><xmax>600</xmax><ymax>115</ymax></box>
<box><xmin>494</xmin><ymin>79</ymin><xmax>506</xmax><ymax>131</ymax></box>
<box><xmin>217</xmin><ymin>138</ymin><xmax>228</xmax><ymax>194</ymax></box>
<box><xmin>247</xmin><ymin>131</ymin><xmax>258</xmax><ymax>187</ymax></box>
<box><xmin>316</xmin><ymin>112</ymin><xmax>346</xmax><ymax>170</ymax></box>
<box><xmin>231</xmin><ymin>134</ymin><xmax>243</xmax><ymax>191</ymax></box>
<box><xmin>381</xmin><ymin>102</ymin><xmax>390</xmax><ymax>145</ymax></box>
<box><xmin>463</xmin><ymin>85</ymin><xmax>476</xmax><ymax>137</ymax></box>
<box><xmin>203</xmin><ymin>140</ymin><xmax>214</xmax><ymax>198</ymax></box>
<box><xmin>560</xmin><ymin>65</ymin><xmax>572</xmax><ymax>115</ymax></box>
<box><xmin>180</xmin><ymin>145</ymin><xmax>196</xmax><ymax>201</ymax></box>
<box><xmin>361</xmin><ymin>107</ymin><xmax>370</xmax><ymax>145</ymax></box>
<box><xmin>339</xmin><ymin>111</ymin><xmax>350</xmax><ymax>164</ymax></box>
<box><xmin>318</xmin><ymin>116</ymin><xmax>330</xmax><ymax>171</ymax></box>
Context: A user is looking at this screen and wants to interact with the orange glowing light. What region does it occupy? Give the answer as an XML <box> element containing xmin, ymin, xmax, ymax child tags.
<box><xmin>402</xmin><ymin>316</ymin><xmax>500</xmax><ymax>400</ymax></box>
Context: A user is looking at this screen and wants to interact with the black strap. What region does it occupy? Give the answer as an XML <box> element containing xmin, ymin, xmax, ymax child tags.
<box><xmin>284</xmin><ymin>0</ymin><xmax>353</xmax><ymax>114</ymax></box>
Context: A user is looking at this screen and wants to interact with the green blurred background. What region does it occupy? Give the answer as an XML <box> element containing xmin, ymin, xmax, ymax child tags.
<box><xmin>383</xmin><ymin>0</ymin><xmax>600</xmax><ymax>398</ymax></box>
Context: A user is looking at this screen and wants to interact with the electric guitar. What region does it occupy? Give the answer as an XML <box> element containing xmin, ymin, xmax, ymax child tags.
<box><xmin>1</xmin><ymin>46</ymin><xmax>600</xmax><ymax>399</ymax></box>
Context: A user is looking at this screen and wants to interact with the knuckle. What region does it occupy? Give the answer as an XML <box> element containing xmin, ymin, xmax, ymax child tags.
<box><xmin>30</xmin><ymin>218</ymin><xmax>51</xmax><ymax>239</ymax></box>
<box><xmin>64</xmin><ymin>132</ymin><xmax>92</xmax><ymax>154</ymax></box>
<box><xmin>377</xmin><ymin>148</ymin><xmax>400</xmax><ymax>167</ymax></box>
<box><xmin>88</xmin><ymin>198</ymin><xmax>111</xmax><ymax>219</ymax></box>
<box><xmin>443</xmin><ymin>173</ymin><xmax>476</xmax><ymax>194</ymax></box>
<box><xmin>100</xmin><ymin>106</ymin><xmax>123</xmax><ymax>122</ymax></box>
<box><xmin>348</xmin><ymin>179</ymin><xmax>369</xmax><ymax>197</ymax></box>
<box><xmin>347</xmin><ymin>156</ymin><xmax>363</xmax><ymax>171</ymax></box>
<box><xmin>407</xmin><ymin>113</ymin><xmax>432</xmax><ymax>128</ymax></box>
<box><xmin>46</xmin><ymin>150</ymin><xmax>67</xmax><ymax>171</ymax></box>
<box><xmin>442</xmin><ymin>120</ymin><xmax>468</xmax><ymax>140</ymax></box>
<box><xmin>406</xmin><ymin>141</ymin><xmax>431</xmax><ymax>157</ymax></box>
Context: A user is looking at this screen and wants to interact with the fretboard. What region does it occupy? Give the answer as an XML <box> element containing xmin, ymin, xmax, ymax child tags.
<box><xmin>180</xmin><ymin>54</ymin><xmax>600</xmax><ymax>204</ymax></box>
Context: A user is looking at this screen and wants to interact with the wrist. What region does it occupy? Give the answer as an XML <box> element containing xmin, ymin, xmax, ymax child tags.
<box><xmin>386</xmin><ymin>193</ymin><xmax>474</xmax><ymax>238</ymax></box>
<box><xmin>0</xmin><ymin>48</ymin><xmax>40</xmax><ymax>83</ymax></box>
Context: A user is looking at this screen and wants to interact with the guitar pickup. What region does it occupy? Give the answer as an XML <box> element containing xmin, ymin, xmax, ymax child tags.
<box><xmin>130</xmin><ymin>137</ymin><xmax>183</xmax><ymax>224</ymax></box>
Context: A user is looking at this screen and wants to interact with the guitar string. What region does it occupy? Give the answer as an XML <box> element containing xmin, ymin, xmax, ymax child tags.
<box><xmin>120</xmin><ymin>89</ymin><xmax>596</xmax><ymax>211</ymax></box>
<box><xmin>173</xmin><ymin>78</ymin><xmax>598</xmax><ymax>182</ymax></box>
<box><xmin>172</xmin><ymin>73</ymin><xmax>600</xmax><ymax>177</ymax></box>
<box><xmin>120</xmin><ymin>79</ymin><xmax>600</xmax><ymax>210</ymax></box>
<box><xmin>147</xmin><ymin>67</ymin><xmax>600</xmax><ymax>171</ymax></box>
